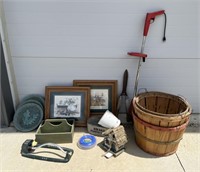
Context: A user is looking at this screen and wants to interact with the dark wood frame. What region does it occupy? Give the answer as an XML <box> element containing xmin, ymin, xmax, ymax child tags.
<box><xmin>45</xmin><ymin>86</ymin><xmax>90</xmax><ymax>127</ymax></box>
<box><xmin>73</xmin><ymin>80</ymin><xmax>117</xmax><ymax>116</ymax></box>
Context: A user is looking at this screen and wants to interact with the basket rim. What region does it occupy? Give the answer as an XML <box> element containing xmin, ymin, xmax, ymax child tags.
<box><xmin>134</xmin><ymin>98</ymin><xmax>192</xmax><ymax>117</ymax></box>
<box><xmin>134</xmin><ymin>91</ymin><xmax>192</xmax><ymax>117</ymax></box>
<box><xmin>133</xmin><ymin>100</ymin><xmax>191</xmax><ymax>122</ymax></box>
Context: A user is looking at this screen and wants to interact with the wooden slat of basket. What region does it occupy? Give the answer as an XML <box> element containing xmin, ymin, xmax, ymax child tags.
<box><xmin>167</xmin><ymin>99</ymin><xmax>181</xmax><ymax>114</ymax></box>
<box><xmin>139</xmin><ymin>98</ymin><xmax>146</xmax><ymax>108</ymax></box>
<box><xmin>146</xmin><ymin>97</ymin><xmax>157</xmax><ymax>112</ymax></box>
<box><xmin>178</xmin><ymin>102</ymin><xmax>188</xmax><ymax>114</ymax></box>
<box><xmin>136</xmin><ymin>95</ymin><xmax>173</xmax><ymax>116</ymax></box>
<box><xmin>133</xmin><ymin>101</ymin><xmax>191</xmax><ymax>127</ymax></box>
<box><xmin>134</xmin><ymin>92</ymin><xmax>191</xmax><ymax>118</ymax></box>
<box><xmin>156</xmin><ymin>97</ymin><xmax>169</xmax><ymax>114</ymax></box>
<box><xmin>134</xmin><ymin>129</ymin><xmax>180</xmax><ymax>156</ymax></box>
<box><xmin>134</xmin><ymin>114</ymin><xmax>188</xmax><ymax>142</ymax></box>
<box><xmin>133</xmin><ymin>114</ymin><xmax>188</xmax><ymax>156</ymax></box>
<box><xmin>136</xmin><ymin>92</ymin><xmax>185</xmax><ymax>114</ymax></box>
<box><xmin>134</xmin><ymin>116</ymin><xmax>146</xmax><ymax>135</ymax></box>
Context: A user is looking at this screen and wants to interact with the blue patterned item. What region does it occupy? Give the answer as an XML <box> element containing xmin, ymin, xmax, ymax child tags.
<box><xmin>13</xmin><ymin>103</ymin><xmax>43</xmax><ymax>132</ymax></box>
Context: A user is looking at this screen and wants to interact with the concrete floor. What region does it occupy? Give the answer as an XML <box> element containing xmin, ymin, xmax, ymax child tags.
<box><xmin>0</xmin><ymin>114</ymin><xmax>199</xmax><ymax>172</ymax></box>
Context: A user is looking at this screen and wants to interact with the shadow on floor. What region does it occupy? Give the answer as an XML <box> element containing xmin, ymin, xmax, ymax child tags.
<box><xmin>123</xmin><ymin>125</ymin><xmax>159</xmax><ymax>158</ymax></box>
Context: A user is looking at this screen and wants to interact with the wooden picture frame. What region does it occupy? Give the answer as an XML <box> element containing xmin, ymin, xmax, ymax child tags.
<box><xmin>73</xmin><ymin>80</ymin><xmax>117</xmax><ymax>116</ymax></box>
<box><xmin>45</xmin><ymin>86</ymin><xmax>90</xmax><ymax>127</ymax></box>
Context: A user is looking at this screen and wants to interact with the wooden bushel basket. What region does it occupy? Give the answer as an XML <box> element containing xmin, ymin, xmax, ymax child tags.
<box><xmin>133</xmin><ymin>92</ymin><xmax>192</xmax><ymax>127</ymax></box>
<box><xmin>133</xmin><ymin>114</ymin><xmax>189</xmax><ymax>156</ymax></box>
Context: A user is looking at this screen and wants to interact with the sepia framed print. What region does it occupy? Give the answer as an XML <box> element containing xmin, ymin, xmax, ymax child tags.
<box><xmin>73</xmin><ymin>80</ymin><xmax>117</xmax><ymax>116</ymax></box>
<box><xmin>45</xmin><ymin>86</ymin><xmax>90</xmax><ymax>127</ymax></box>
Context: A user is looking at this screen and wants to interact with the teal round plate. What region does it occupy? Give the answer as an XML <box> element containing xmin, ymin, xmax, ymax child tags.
<box><xmin>17</xmin><ymin>99</ymin><xmax>44</xmax><ymax>110</ymax></box>
<box><xmin>13</xmin><ymin>103</ymin><xmax>43</xmax><ymax>132</ymax></box>
<box><xmin>21</xmin><ymin>94</ymin><xmax>45</xmax><ymax>108</ymax></box>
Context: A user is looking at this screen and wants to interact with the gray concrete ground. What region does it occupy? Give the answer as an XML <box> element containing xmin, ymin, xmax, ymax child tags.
<box><xmin>0</xmin><ymin>114</ymin><xmax>199</xmax><ymax>172</ymax></box>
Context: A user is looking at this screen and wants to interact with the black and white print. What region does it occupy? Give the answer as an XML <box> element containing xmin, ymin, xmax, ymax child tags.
<box><xmin>54</xmin><ymin>95</ymin><xmax>81</xmax><ymax>117</ymax></box>
<box><xmin>90</xmin><ymin>89</ymin><xmax>108</xmax><ymax>109</ymax></box>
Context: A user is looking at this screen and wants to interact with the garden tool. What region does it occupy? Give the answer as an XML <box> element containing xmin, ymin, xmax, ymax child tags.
<box><xmin>21</xmin><ymin>139</ymin><xmax>74</xmax><ymax>163</ymax></box>
<box><xmin>117</xmin><ymin>69</ymin><xmax>131</xmax><ymax>122</ymax></box>
<box><xmin>128</xmin><ymin>10</ymin><xmax>167</xmax><ymax>97</ymax></box>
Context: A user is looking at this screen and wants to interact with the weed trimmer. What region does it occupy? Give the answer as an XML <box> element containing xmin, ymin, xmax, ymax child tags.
<box><xmin>128</xmin><ymin>10</ymin><xmax>167</xmax><ymax>96</ymax></box>
<box><xmin>127</xmin><ymin>10</ymin><xmax>167</xmax><ymax>118</ymax></box>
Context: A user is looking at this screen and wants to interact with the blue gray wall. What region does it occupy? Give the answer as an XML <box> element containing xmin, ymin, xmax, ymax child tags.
<box><xmin>2</xmin><ymin>0</ymin><xmax>200</xmax><ymax>112</ymax></box>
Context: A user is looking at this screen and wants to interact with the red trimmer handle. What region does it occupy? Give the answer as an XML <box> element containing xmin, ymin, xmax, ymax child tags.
<box><xmin>127</xmin><ymin>52</ymin><xmax>147</xmax><ymax>62</ymax></box>
<box><xmin>143</xmin><ymin>10</ymin><xmax>165</xmax><ymax>36</ymax></box>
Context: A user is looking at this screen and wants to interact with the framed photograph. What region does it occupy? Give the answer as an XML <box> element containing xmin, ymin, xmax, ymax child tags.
<box><xmin>73</xmin><ymin>80</ymin><xmax>117</xmax><ymax>116</ymax></box>
<box><xmin>45</xmin><ymin>86</ymin><xmax>90</xmax><ymax>127</ymax></box>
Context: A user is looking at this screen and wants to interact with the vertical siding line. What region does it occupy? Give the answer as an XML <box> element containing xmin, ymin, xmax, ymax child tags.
<box><xmin>0</xmin><ymin>3</ymin><xmax>19</xmax><ymax>109</ymax></box>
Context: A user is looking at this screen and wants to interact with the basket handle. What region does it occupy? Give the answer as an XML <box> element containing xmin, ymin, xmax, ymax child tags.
<box><xmin>137</xmin><ymin>88</ymin><xmax>148</xmax><ymax>95</ymax></box>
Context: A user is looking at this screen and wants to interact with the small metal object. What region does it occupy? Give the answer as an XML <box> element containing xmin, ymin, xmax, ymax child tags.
<box><xmin>104</xmin><ymin>152</ymin><xmax>113</xmax><ymax>159</ymax></box>
<box><xmin>21</xmin><ymin>139</ymin><xmax>73</xmax><ymax>163</ymax></box>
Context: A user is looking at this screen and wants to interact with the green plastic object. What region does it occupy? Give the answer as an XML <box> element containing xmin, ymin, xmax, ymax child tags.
<box><xmin>35</xmin><ymin>119</ymin><xmax>74</xmax><ymax>144</ymax></box>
